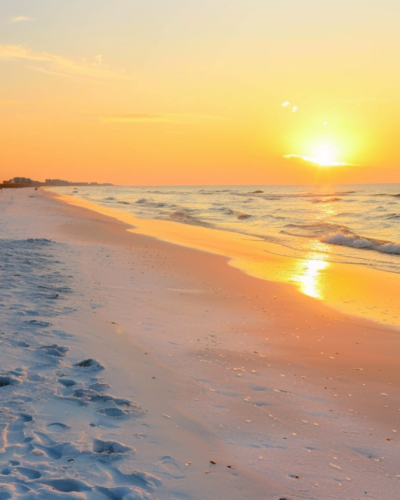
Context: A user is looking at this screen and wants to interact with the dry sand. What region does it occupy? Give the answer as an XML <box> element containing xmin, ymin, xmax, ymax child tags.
<box><xmin>0</xmin><ymin>187</ymin><xmax>398</xmax><ymax>499</ymax></box>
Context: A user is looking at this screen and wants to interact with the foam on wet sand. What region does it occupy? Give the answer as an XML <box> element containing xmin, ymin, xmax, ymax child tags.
<box><xmin>0</xmin><ymin>188</ymin><xmax>399</xmax><ymax>499</ymax></box>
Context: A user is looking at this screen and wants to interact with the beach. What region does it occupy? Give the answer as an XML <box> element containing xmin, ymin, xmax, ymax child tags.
<box><xmin>0</xmin><ymin>187</ymin><xmax>399</xmax><ymax>499</ymax></box>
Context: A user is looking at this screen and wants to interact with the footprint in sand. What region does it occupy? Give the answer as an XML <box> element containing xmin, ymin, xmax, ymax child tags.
<box><xmin>39</xmin><ymin>344</ymin><xmax>70</xmax><ymax>358</ymax></box>
<box><xmin>97</xmin><ymin>407</ymin><xmax>129</xmax><ymax>418</ymax></box>
<box><xmin>25</xmin><ymin>319</ymin><xmax>52</xmax><ymax>328</ymax></box>
<box><xmin>15</xmin><ymin>466</ymin><xmax>42</xmax><ymax>479</ymax></box>
<box><xmin>74</xmin><ymin>359</ymin><xmax>105</xmax><ymax>370</ymax></box>
<box><xmin>158</xmin><ymin>456</ymin><xmax>185</xmax><ymax>480</ymax></box>
<box><xmin>34</xmin><ymin>478</ymin><xmax>92</xmax><ymax>494</ymax></box>
<box><xmin>0</xmin><ymin>375</ymin><xmax>20</xmax><ymax>387</ymax></box>
<box><xmin>95</xmin><ymin>485</ymin><xmax>150</xmax><ymax>500</ymax></box>
<box><xmin>58</xmin><ymin>378</ymin><xmax>77</xmax><ymax>387</ymax></box>
<box><xmin>89</xmin><ymin>382</ymin><xmax>111</xmax><ymax>392</ymax></box>
<box><xmin>46</xmin><ymin>422</ymin><xmax>70</xmax><ymax>432</ymax></box>
<box><xmin>92</xmin><ymin>439</ymin><xmax>135</xmax><ymax>455</ymax></box>
<box><xmin>112</xmin><ymin>469</ymin><xmax>162</xmax><ymax>490</ymax></box>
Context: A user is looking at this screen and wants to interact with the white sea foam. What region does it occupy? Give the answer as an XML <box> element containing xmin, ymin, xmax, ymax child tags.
<box><xmin>322</xmin><ymin>229</ymin><xmax>400</xmax><ymax>254</ymax></box>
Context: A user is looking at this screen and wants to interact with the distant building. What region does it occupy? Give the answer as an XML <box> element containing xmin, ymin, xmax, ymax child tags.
<box><xmin>1</xmin><ymin>177</ymin><xmax>114</xmax><ymax>188</ymax></box>
<box><xmin>14</xmin><ymin>177</ymin><xmax>32</xmax><ymax>184</ymax></box>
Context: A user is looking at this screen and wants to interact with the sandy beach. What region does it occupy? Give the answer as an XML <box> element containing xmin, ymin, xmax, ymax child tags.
<box><xmin>0</xmin><ymin>187</ymin><xmax>399</xmax><ymax>500</ymax></box>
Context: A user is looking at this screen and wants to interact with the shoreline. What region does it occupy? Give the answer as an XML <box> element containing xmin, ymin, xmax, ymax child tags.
<box><xmin>0</xmin><ymin>187</ymin><xmax>398</xmax><ymax>499</ymax></box>
<box><xmin>49</xmin><ymin>189</ymin><xmax>400</xmax><ymax>329</ymax></box>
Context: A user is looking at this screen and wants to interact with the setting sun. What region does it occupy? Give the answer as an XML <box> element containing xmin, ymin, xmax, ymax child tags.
<box><xmin>284</xmin><ymin>142</ymin><xmax>350</xmax><ymax>167</ymax></box>
<box><xmin>312</xmin><ymin>143</ymin><xmax>341</xmax><ymax>166</ymax></box>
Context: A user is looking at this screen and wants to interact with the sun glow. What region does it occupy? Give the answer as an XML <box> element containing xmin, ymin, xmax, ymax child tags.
<box><xmin>284</xmin><ymin>143</ymin><xmax>349</xmax><ymax>167</ymax></box>
<box><xmin>313</xmin><ymin>144</ymin><xmax>339</xmax><ymax>166</ymax></box>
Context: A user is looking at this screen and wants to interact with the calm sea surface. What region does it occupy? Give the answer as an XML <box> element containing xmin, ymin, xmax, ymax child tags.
<box><xmin>51</xmin><ymin>184</ymin><xmax>400</xmax><ymax>275</ymax></box>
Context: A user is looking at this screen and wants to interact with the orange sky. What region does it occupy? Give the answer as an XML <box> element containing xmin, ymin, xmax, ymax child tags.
<box><xmin>1</xmin><ymin>1</ymin><xmax>400</xmax><ymax>185</ymax></box>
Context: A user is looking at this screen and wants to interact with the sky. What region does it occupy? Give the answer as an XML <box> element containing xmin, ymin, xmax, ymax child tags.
<box><xmin>1</xmin><ymin>0</ymin><xmax>400</xmax><ymax>185</ymax></box>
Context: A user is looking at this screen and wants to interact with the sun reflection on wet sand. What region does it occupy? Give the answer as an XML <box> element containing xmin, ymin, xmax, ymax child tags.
<box><xmin>291</xmin><ymin>257</ymin><xmax>329</xmax><ymax>299</ymax></box>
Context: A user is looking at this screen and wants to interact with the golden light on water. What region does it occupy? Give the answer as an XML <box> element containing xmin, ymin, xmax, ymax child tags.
<box><xmin>292</xmin><ymin>257</ymin><xmax>329</xmax><ymax>299</ymax></box>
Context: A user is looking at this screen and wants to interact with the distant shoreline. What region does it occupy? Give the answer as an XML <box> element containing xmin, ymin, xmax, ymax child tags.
<box><xmin>0</xmin><ymin>183</ymin><xmax>34</xmax><ymax>189</ymax></box>
<box><xmin>1</xmin><ymin>183</ymin><xmax>114</xmax><ymax>189</ymax></box>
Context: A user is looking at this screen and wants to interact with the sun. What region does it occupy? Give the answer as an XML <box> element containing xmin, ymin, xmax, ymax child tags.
<box><xmin>313</xmin><ymin>144</ymin><xmax>338</xmax><ymax>166</ymax></box>
<box><xmin>284</xmin><ymin>142</ymin><xmax>349</xmax><ymax>167</ymax></box>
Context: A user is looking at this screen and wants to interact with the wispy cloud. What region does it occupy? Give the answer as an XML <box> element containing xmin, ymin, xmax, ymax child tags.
<box><xmin>26</xmin><ymin>66</ymin><xmax>108</xmax><ymax>85</ymax></box>
<box><xmin>10</xmin><ymin>16</ymin><xmax>34</xmax><ymax>24</ymax></box>
<box><xmin>284</xmin><ymin>154</ymin><xmax>353</xmax><ymax>167</ymax></box>
<box><xmin>0</xmin><ymin>44</ymin><xmax>127</xmax><ymax>82</ymax></box>
<box><xmin>100</xmin><ymin>113</ymin><xmax>224</xmax><ymax>124</ymax></box>
<box><xmin>0</xmin><ymin>44</ymin><xmax>47</xmax><ymax>62</ymax></box>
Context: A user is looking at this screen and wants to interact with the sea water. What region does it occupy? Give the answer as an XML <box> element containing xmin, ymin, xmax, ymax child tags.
<box><xmin>50</xmin><ymin>183</ymin><xmax>400</xmax><ymax>275</ymax></box>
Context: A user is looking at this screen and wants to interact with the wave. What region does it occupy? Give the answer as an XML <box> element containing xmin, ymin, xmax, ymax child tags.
<box><xmin>333</xmin><ymin>212</ymin><xmax>354</xmax><ymax>217</ymax></box>
<box><xmin>134</xmin><ymin>198</ymin><xmax>167</xmax><ymax>208</ymax></box>
<box><xmin>208</xmin><ymin>207</ymin><xmax>253</xmax><ymax>220</ymax></box>
<box><xmin>233</xmin><ymin>190</ymin><xmax>357</xmax><ymax>201</ymax></box>
<box><xmin>281</xmin><ymin>222</ymin><xmax>342</xmax><ymax>238</ymax></box>
<box><xmin>146</xmin><ymin>190</ymin><xmax>192</xmax><ymax>195</ymax></box>
<box><xmin>376</xmin><ymin>193</ymin><xmax>400</xmax><ymax>198</ymax></box>
<box><xmin>322</xmin><ymin>229</ymin><xmax>400</xmax><ymax>255</ymax></box>
<box><xmin>311</xmin><ymin>197</ymin><xmax>341</xmax><ymax>203</ymax></box>
<box><xmin>198</xmin><ymin>189</ymin><xmax>232</xmax><ymax>193</ymax></box>
<box><xmin>282</xmin><ymin>222</ymin><xmax>400</xmax><ymax>255</ymax></box>
<box><xmin>166</xmin><ymin>210</ymin><xmax>210</xmax><ymax>227</ymax></box>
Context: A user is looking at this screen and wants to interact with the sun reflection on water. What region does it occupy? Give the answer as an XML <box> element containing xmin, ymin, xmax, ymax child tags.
<box><xmin>292</xmin><ymin>257</ymin><xmax>329</xmax><ymax>299</ymax></box>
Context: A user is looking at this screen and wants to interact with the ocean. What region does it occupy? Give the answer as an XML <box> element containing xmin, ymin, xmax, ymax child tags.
<box><xmin>50</xmin><ymin>183</ymin><xmax>400</xmax><ymax>275</ymax></box>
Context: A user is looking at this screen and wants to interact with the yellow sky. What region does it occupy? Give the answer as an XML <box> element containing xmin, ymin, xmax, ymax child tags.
<box><xmin>1</xmin><ymin>1</ymin><xmax>400</xmax><ymax>185</ymax></box>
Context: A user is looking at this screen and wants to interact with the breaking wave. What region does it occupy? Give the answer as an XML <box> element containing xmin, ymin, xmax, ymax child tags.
<box><xmin>322</xmin><ymin>229</ymin><xmax>400</xmax><ymax>254</ymax></box>
<box><xmin>282</xmin><ymin>223</ymin><xmax>400</xmax><ymax>255</ymax></box>
<box><xmin>235</xmin><ymin>190</ymin><xmax>356</xmax><ymax>200</ymax></box>
<box><xmin>311</xmin><ymin>197</ymin><xmax>341</xmax><ymax>203</ymax></box>
<box><xmin>165</xmin><ymin>210</ymin><xmax>210</xmax><ymax>227</ymax></box>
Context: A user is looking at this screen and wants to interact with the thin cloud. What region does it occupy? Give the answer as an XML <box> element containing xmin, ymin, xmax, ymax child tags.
<box><xmin>10</xmin><ymin>16</ymin><xmax>34</xmax><ymax>24</ymax></box>
<box><xmin>0</xmin><ymin>44</ymin><xmax>127</xmax><ymax>81</ymax></box>
<box><xmin>284</xmin><ymin>154</ymin><xmax>355</xmax><ymax>167</ymax></box>
<box><xmin>100</xmin><ymin>113</ymin><xmax>224</xmax><ymax>124</ymax></box>
<box><xmin>0</xmin><ymin>44</ymin><xmax>48</xmax><ymax>62</ymax></box>
<box><xmin>27</xmin><ymin>66</ymin><xmax>109</xmax><ymax>85</ymax></box>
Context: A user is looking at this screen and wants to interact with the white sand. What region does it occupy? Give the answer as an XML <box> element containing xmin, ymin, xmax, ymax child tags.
<box><xmin>0</xmin><ymin>188</ymin><xmax>398</xmax><ymax>499</ymax></box>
